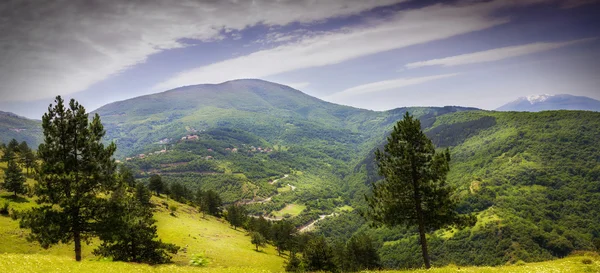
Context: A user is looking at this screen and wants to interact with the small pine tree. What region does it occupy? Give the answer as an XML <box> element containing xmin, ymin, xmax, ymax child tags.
<box><xmin>94</xmin><ymin>186</ymin><xmax>179</xmax><ymax>264</ymax></box>
<box><xmin>345</xmin><ymin>232</ymin><xmax>380</xmax><ymax>271</ymax></box>
<box><xmin>135</xmin><ymin>182</ymin><xmax>152</xmax><ymax>208</ymax></box>
<box><xmin>120</xmin><ymin>166</ymin><xmax>136</xmax><ymax>188</ymax></box>
<box><xmin>2</xmin><ymin>160</ymin><xmax>26</xmax><ymax>196</ymax></box>
<box><xmin>226</xmin><ymin>204</ymin><xmax>247</xmax><ymax>230</ymax></box>
<box><xmin>285</xmin><ymin>252</ymin><xmax>303</xmax><ymax>272</ymax></box>
<box><xmin>148</xmin><ymin>174</ymin><xmax>164</xmax><ymax>196</ymax></box>
<box><xmin>302</xmin><ymin>236</ymin><xmax>336</xmax><ymax>272</ymax></box>
<box><xmin>272</xmin><ymin>219</ymin><xmax>297</xmax><ymax>255</ymax></box>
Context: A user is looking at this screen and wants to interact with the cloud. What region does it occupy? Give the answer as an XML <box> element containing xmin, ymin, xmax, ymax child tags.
<box><xmin>405</xmin><ymin>38</ymin><xmax>596</xmax><ymax>68</ymax></box>
<box><xmin>283</xmin><ymin>82</ymin><xmax>311</xmax><ymax>90</ymax></box>
<box><xmin>0</xmin><ymin>0</ymin><xmax>403</xmax><ymax>101</ymax></box>
<box><xmin>324</xmin><ymin>74</ymin><xmax>459</xmax><ymax>101</ymax></box>
<box><xmin>154</xmin><ymin>0</ymin><xmax>531</xmax><ymax>91</ymax></box>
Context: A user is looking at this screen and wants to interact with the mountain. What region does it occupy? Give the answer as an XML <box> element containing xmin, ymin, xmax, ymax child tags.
<box><xmin>496</xmin><ymin>94</ymin><xmax>600</xmax><ymax>112</ymax></box>
<box><xmin>93</xmin><ymin>79</ymin><xmax>475</xmax><ymax>158</ymax></box>
<box><xmin>0</xmin><ymin>111</ymin><xmax>43</xmax><ymax>148</ymax></box>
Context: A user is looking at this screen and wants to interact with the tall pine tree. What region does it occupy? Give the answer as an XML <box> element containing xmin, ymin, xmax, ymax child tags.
<box><xmin>366</xmin><ymin>112</ymin><xmax>472</xmax><ymax>269</ymax></box>
<box><xmin>20</xmin><ymin>96</ymin><xmax>116</xmax><ymax>261</ymax></box>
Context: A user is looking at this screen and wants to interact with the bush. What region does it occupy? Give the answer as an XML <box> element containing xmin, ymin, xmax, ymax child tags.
<box><xmin>189</xmin><ymin>253</ymin><xmax>209</xmax><ymax>267</ymax></box>
<box><xmin>582</xmin><ymin>258</ymin><xmax>593</xmax><ymax>264</ymax></box>
<box><xmin>0</xmin><ymin>201</ymin><xmax>9</xmax><ymax>215</ymax></box>
<box><xmin>515</xmin><ymin>260</ymin><xmax>526</xmax><ymax>266</ymax></box>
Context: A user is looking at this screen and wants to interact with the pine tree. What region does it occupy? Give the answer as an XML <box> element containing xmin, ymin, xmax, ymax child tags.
<box><xmin>226</xmin><ymin>204</ymin><xmax>247</xmax><ymax>230</ymax></box>
<box><xmin>3</xmin><ymin>159</ymin><xmax>26</xmax><ymax>196</ymax></box>
<box><xmin>1</xmin><ymin>139</ymin><xmax>19</xmax><ymax>162</ymax></box>
<box><xmin>94</xmin><ymin>186</ymin><xmax>179</xmax><ymax>264</ymax></box>
<box><xmin>148</xmin><ymin>174</ymin><xmax>164</xmax><ymax>196</ymax></box>
<box><xmin>119</xmin><ymin>166</ymin><xmax>136</xmax><ymax>188</ymax></box>
<box><xmin>302</xmin><ymin>236</ymin><xmax>336</xmax><ymax>272</ymax></box>
<box><xmin>272</xmin><ymin>219</ymin><xmax>296</xmax><ymax>256</ymax></box>
<box><xmin>365</xmin><ymin>112</ymin><xmax>472</xmax><ymax>269</ymax></box>
<box><xmin>345</xmin><ymin>232</ymin><xmax>380</xmax><ymax>271</ymax></box>
<box><xmin>135</xmin><ymin>182</ymin><xmax>152</xmax><ymax>208</ymax></box>
<box><xmin>20</xmin><ymin>96</ymin><xmax>117</xmax><ymax>261</ymax></box>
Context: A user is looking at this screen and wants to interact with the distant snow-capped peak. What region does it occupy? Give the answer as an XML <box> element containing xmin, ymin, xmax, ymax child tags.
<box><xmin>525</xmin><ymin>94</ymin><xmax>554</xmax><ymax>104</ymax></box>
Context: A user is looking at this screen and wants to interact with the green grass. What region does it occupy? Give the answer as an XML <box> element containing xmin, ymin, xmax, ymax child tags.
<box><xmin>276</xmin><ymin>185</ymin><xmax>292</xmax><ymax>193</ymax></box>
<box><xmin>271</xmin><ymin>203</ymin><xmax>306</xmax><ymax>218</ymax></box>
<box><xmin>1</xmin><ymin>253</ymin><xmax>597</xmax><ymax>273</ymax></box>
<box><xmin>335</xmin><ymin>205</ymin><xmax>354</xmax><ymax>212</ymax></box>
<box><xmin>366</xmin><ymin>254</ymin><xmax>600</xmax><ymax>273</ymax></box>
<box><xmin>0</xmin><ymin>189</ymin><xmax>285</xmax><ymax>271</ymax></box>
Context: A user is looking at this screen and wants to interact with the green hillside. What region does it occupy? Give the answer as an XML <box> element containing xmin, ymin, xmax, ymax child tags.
<box><xmin>0</xmin><ymin>111</ymin><xmax>42</xmax><ymax>148</ymax></box>
<box><xmin>319</xmin><ymin>110</ymin><xmax>600</xmax><ymax>268</ymax></box>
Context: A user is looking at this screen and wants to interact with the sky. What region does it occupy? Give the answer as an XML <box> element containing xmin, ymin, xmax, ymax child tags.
<box><xmin>0</xmin><ymin>0</ymin><xmax>599</xmax><ymax>119</ymax></box>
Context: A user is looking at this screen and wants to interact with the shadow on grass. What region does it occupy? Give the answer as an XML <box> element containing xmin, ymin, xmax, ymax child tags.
<box><xmin>1</xmin><ymin>194</ymin><xmax>30</xmax><ymax>203</ymax></box>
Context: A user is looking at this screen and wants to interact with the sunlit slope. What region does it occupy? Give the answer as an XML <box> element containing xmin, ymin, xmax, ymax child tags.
<box><xmin>0</xmin><ymin>252</ymin><xmax>598</xmax><ymax>273</ymax></box>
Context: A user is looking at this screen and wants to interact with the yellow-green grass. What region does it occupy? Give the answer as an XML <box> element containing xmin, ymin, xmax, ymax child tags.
<box><xmin>1</xmin><ymin>253</ymin><xmax>599</xmax><ymax>273</ymax></box>
<box><xmin>335</xmin><ymin>205</ymin><xmax>354</xmax><ymax>212</ymax></box>
<box><xmin>0</xmin><ymin>189</ymin><xmax>285</xmax><ymax>271</ymax></box>
<box><xmin>271</xmin><ymin>203</ymin><xmax>306</xmax><ymax>218</ymax></box>
<box><xmin>276</xmin><ymin>185</ymin><xmax>292</xmax><ymax>193</ymax></box>
<box><xmin>365</xmin><ymin>254</ymin><xmax>600</xmax><ymax>273</ymax></box>
<box><xmin>152</xmin><ymin>196</ymin><xmax>285</xmax><ymax>271</ymax></box>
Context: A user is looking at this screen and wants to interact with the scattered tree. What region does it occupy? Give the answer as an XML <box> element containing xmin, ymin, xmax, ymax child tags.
<box><xmin>302</xmin><ymin>236</ymin><xmax>336</xmax><ymax>272</ymax></box>
<box><xmin>135</xmin><ymin>182</ymin><xmax>152</xmax><ymax>208</ymax></box>
<box><xmin>120</xmin><ymin>166</ymin><xmax>136</xmax><ymax>188</ymax></box>
<box><xmin>366</xmin><ymin>112</ymin><xmax>472</xmax><ymax>269</ymax></box>
<box><xmin>272</xmin><ymin>219</ymin><xmax>297</xmax><ymax>255</ymax></box>
<box><xmin>148</xmin><ymin>174</ymin><xmax>164</xmax><ymax>196</ymax></box>
<box><xmin>196</xmin><ymin>189</ymin><xmax>222</xmax><ymax>217</ymax></box>
<box><xmin>345</xmin><ymin>232</ymin><xmax>380</xmax><ymax>271</ymax></box>
<box><xmin>2</xmin><ymin>159</ymin><xmax>26</xmax><ymax>196</ymax></box>
<box><xmin>20</xmin><ymin>96</ymin><xmax>117</xmax><ymax>261</ymax></box>
<box><xmin>251</xmin><ymin>231</ymin><xmax>266</xmax><ymax>251</ymax></box>
<box><xmin>226</xmin><ymin>204</ymin><xmax>247</xmax><ymax>230</ymax></box>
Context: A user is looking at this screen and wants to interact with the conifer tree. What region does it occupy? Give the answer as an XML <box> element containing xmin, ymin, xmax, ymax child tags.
<box><xmin>94</xmin><ymin>185</ymin><xmax>178</xmax><ymax>264</ymax></box>
<box><xmin>3</xmin><ymin>159</ymin><xmax>26</xmax><ymax>196</ymax></box>
<box><xmin>225</xmin><ymin>204</ymin><xmax>247</xmax><ymax>230</ymax></box>
<box><xmin>366</xmin><ymin>112</ymin><xmax>472</xmax><ymax>269</ymax></box>
<box><xmin>148</xmin><ymin>174</ymin><xmax>164</xmax><ymax>196</ymax></box>
<box><xmin>20</xmin><ymin>96</ymin><xmax>116</xmax><ymax>261</ymax></box>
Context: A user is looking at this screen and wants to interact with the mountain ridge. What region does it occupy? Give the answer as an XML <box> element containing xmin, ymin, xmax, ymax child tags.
<box><xmin>497</xmin><ymin>93</ymin><xmax>600</xmax><ymax>112</ymax></box>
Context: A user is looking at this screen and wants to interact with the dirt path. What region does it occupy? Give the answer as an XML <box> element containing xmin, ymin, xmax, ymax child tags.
<box><xmin>298</xmin><ymin>213</ymin><xmax>337</xmax><ymax>233</ymax></box>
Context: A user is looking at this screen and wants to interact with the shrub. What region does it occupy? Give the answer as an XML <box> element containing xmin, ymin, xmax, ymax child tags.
<box><xmin>189</xmin><ymin>253</ymin><xmax>209</xmax><ymax>267</ymax></box>
<box><xmin>0</xmin><ymin>201</ymin><xmax>9</xmax><ymax>215</ymax></box>
<box><xmin>515</xmin><ymin>260</ymin><xmax>526</xmax><ymax>266</ymax></box>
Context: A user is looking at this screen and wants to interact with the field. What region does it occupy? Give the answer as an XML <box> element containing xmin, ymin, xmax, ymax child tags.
<box><xmin>0</xmin><ymin>156</ymin><xmax>285</xmax><ymax>272</ymax></box>
<box><xmin>271</xmin><ymin>203</ymin><xmax>306</xmax><ymax>218</ymax></box>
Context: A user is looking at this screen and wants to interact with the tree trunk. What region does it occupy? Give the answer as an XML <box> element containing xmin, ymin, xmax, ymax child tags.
<box><xmin>74</xmin><ymin>229</ymin><xmax>82</xmax><ymax>261</ymax></box>
<box><xmin>417</xmin><ymin>217</ymin><xmax>430</xmax><ymax>269</ymax></box>
<box><xmin>412</xmin><ymin>161</ymin><xmax>431</xmax><ymax>269</ymax></box>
